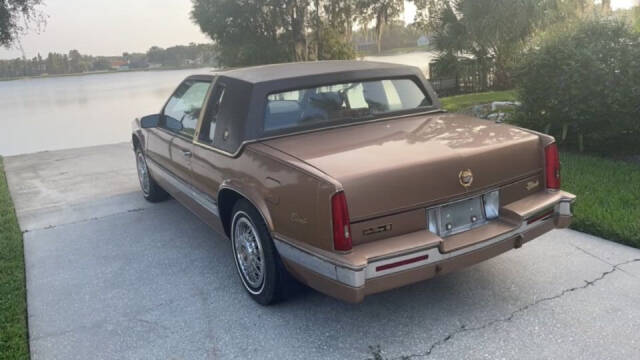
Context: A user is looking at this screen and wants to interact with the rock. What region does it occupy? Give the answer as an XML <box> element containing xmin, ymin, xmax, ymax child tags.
<box><xmin>471</xmin><ymin>104</ymin><xmax>492</xmax><ymax>118</ymax></box>
<box><xmin>487</xmin><ymin>112</ymin><xmax>507</xmax><ymax>123</ymax></box>
<box><xmin>491</xmin><ymin>101</ymin><xmax>521</xmax><ymax>111</ymax></box>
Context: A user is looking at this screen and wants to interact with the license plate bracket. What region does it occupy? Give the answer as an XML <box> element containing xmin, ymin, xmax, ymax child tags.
<box><xmin>427</xmin><ymin>195</ymin><xmax>488</xmax><ymax>237</ymax></box>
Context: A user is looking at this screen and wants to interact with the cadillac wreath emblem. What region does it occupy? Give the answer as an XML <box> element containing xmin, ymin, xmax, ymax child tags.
<box><xmin>459</xmin><ymin>169</ymin><xmax>474</xmax><ymax>188</ymax></box>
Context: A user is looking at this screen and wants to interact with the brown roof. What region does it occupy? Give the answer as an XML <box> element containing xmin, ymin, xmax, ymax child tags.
<box><xmin>215</xmin><ymin>60</ymin><xmax>412</xmax><ymax>84</ymax></box>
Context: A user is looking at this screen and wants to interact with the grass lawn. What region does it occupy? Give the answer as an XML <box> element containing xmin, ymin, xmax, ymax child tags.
<box><xmin>0</xmin><ymin>157</ymin><xmax>29</xmax><ymax>360</ymax></box>
<box><xmin>561</xmin><ymin>152</ymin><xmax>640</xmax><ymax>249</ymax></box>
<box><xmin>440</xmin><ymin>90</ymin><xmax>518</xmax><ymax>112</ymax></box>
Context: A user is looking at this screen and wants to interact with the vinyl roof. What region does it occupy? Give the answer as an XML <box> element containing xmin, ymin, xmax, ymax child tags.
<box><xmin>210</xmin><ymin>60</ymin><xmax>413</xmax><ymax>84</ymax></box>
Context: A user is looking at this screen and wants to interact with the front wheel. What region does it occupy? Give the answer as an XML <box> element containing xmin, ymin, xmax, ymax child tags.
<box><xmin>135</xmin><ymin>148</ymin><xmax>168</xmax><ymax>202</ymax></box>
<box><xmin>231</xmin><ymin>200</ymin><xmax>291</xmax><ymax>305</ymax></box>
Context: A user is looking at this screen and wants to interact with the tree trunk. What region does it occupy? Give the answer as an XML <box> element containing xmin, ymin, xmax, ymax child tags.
<box><xmin>290</xmin><ymin>0</ymin><xmax>308</xmax><ymax>61</ymax></box>
<box><xmin>345</xmin><ymin>0</ymin><xmax>353</xmax><ymax>42</ymax></box>
<box><xmin>375</xmin><ymin>12</ymin><xmax>384</xmax><ymax>55</ymax></box>
<box><xmin>314</xmin><ymin>0</ymin><xmax>321</xmax><ymax>60</ymax></box>
<box><xmin>494</xmin><ymin>60</ymin><xmax>511</xmax><ymax>90</ymax></box>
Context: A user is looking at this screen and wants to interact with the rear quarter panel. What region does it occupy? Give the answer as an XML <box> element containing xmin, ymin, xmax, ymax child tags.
<box><xmin>194</xmin><ymin>143</ymin><xmax>337</xmax><ymax>251</ymax></box>
<box><xmin>246</xmin><ymin>145</ymin><xmax>336</xmax><ymax>251</ymax></box>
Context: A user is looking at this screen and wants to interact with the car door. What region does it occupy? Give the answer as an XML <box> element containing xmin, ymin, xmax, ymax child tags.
<box><xmin>158</xmin><ymin>78</ymin><xmax>212</xmax><ymax>183</ymax></box>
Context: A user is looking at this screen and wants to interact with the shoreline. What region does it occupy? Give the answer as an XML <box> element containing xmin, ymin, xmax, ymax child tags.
<box><xmin>0</xmin><ymin>65</ymin><xmax>217</xmax><ymax>82</ymax></box>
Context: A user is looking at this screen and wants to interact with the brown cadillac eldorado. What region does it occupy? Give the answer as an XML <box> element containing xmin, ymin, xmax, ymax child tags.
<box><xmin>131</xmin><ymin>61</ymin><xmax>576</xmax><ymax>304</ymax></box>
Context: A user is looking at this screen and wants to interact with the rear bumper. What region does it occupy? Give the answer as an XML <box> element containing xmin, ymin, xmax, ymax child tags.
<box><xmin>274</xmin><ymin>190</ymin><xmax>575</xmax><ymax>303</ymax></box>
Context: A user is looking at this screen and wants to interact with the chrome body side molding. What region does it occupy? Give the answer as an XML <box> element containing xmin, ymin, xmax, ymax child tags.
<box><xmin>146</xmin><ymin>158</ymin><xmax>219</xmax><ymax>217</ymax></box>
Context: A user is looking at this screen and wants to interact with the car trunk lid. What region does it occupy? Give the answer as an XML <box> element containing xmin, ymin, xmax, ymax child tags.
<box><xmin>262</xmin><ymin>113</ymin><xmax>543</xmax><ymax>221</ymax></box>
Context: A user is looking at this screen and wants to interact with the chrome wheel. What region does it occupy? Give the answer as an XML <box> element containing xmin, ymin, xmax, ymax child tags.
<box><xmin>136</xmin><ymin>151</ymin><xmax>150</xmax><ymax>195</ymax></box>
<box><xmin>232</xmin><ymin>214</ymin><xmax>266</xmax><ymax>292</ymax></box>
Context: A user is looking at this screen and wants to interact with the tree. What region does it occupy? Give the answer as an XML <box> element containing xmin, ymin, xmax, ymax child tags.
<box><xmin>325</xmin><ymin>0</ymin><xmax>355</xmax><ymax>41</ymax></box>
<box><xmin>192</xmin><ymin>0</ymin><xmax>288</xmax><ymax>66</ymax></box>
<box><xmin>1</xmin><ymin>0</ymin><xmax>45</xmax><ymax>47</ymax></box>
<box><xmin>515</xmin><ymin>19</ymin><xmax>640</xmax><ymax>154</ymax></box>
<box><xmin>316</xmin><ymin>25</ymin><xmax>355</xmax><ymax>59</ymax></box>
<box><xmin>147</xmin><ymin>46</ymin><xmax>165</xmax><ymax>65</ymax></box>
<box><xmin>285</xmin><ymin>0</ymin><xmax>310</xmax><ymax>61</ymax></box>
<box><xmin>191</xmin><ymin>0</ymin><xmax>355</xmax><ymax>66</ymax></box>
<box><xmin>422</xmin><ymin>0</ymin><xmax>557</xmax><ymax>89</ymax></box>
<box><xmin>68</xmin><ymin>49</ymin><xmax>86</xmax><ymax>73</ymax></box>
<box><xmin>412</xmin><ymin>0</ymin><xmax>452</xmax><ymax>32</ymax></box>
<box><xmin>356</xmin><ymin>0</ymin><xmax>404</xmax><ymax>54</ymax></box>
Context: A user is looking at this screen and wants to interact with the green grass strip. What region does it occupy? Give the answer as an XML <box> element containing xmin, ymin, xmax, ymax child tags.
<box><xmin>0</xmin><ymin>157</ymin><xmax>29</xmax><ymax>360</ymax></box>
<box><xmin>440</xmin><ymin>90</ymin><xmax>518</xmax><ymax>112</ymax></box>
<box><xmin>561</xmin><ymin>152</ymin><xmax>640</xmax><ymax>248</ymax></box>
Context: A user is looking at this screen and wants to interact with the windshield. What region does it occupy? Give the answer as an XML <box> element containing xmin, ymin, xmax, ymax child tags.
<box><xmin>263</xmin><ymin>78</ymin><xmax>432</xmax><ymax>132</ymax></box>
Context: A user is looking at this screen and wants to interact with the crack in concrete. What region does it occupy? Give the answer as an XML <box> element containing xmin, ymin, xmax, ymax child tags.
<box><xmin>386</xmin><ymin>258</ymin><xmax>640</xmax><ymax>360</ymax></box>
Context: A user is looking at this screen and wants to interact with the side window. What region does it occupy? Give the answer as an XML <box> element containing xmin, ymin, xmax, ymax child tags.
<box><xmin>162</xmin><ymin>80</ymin><xmax>211</xmax><ymax>138</ymax></box>
<box><xmin>198</xmin><ymin>84</ymin><xmax>225</xmax><ymax>144</ymax></box>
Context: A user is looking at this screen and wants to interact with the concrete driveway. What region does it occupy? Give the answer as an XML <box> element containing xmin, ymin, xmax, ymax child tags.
<box><xmin>5</xmin><ymin>143</ymin><xmax>640</xmax><ymax>360</ymax></box>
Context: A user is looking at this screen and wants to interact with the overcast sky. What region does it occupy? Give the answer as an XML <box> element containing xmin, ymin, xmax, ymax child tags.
<box><xmin>1</xmin><ymin>0</ymin><xmax>637</xmax><ymax>59</ymax></box>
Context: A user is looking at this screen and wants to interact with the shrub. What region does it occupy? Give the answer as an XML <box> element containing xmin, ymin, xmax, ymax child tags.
<box><xmin>514</xmin><ymin>18</ymin><xmax>640</xmax><ymax>155</ymax></box>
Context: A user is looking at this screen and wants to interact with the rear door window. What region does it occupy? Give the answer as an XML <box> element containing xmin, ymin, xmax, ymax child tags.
<box><xmin>198</xmin><ymin>84</ymin><xmax>226</xmax><ymax>144</ymax></box>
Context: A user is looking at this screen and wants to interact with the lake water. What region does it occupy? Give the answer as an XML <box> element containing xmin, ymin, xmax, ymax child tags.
<box><xmin>0</xmin><ymin>68</ymin><xmax>216</xmax><ymax>156</ymax></box>
<box><xmin>0</xmin><ymin>52</ymin><xmax>434</xmax><ymax>156</ymax></box>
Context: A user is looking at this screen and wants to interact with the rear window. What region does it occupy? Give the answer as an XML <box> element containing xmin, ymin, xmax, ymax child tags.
<box><xmin>264</xmin><ymin>78</ymin><xmax>432</xmax><ymax>132</ymax></box>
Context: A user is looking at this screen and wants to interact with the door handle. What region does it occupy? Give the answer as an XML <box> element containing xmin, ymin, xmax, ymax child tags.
<box><xmin>182</xmin><ymin>150</ymin><xmax>192</xmax><ymax>158</ymax></box>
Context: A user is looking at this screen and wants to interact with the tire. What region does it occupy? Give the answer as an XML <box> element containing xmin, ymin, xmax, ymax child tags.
<box><xmin>230</xmin><ymin>199</ymin><xmax>292</xmax><ymax>305</ymax></box>
<box><xmin>135</xmin><ymin>148</ymin><xmax>169</xmax><ymax>203</ymax></box>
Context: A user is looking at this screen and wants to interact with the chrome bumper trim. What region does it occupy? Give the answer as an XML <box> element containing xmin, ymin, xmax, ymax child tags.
<box><xmin>556</xmin><ymin>199</ymin><xmax>573</xmax><ymax>216</ymax></box>
<box><xmin>273</xmin><ymin>239</ymin><xmax>366</xmax><ymax>287</ymax></box>
<box><xmin>276</xmin><ymin>199</ymin><xmax>573</xmax><ymax>288</ymax></box>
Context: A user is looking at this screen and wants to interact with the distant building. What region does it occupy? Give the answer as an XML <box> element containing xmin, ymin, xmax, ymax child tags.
<box><xmin>108</xmin><ymin>58</ymin><xmax>128</xmax><ymax>70</ymax></box>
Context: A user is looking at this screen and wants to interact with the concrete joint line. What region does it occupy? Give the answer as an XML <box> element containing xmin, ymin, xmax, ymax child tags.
<box><xmin>570</xmin><ymin>243</ymin><xmax>640</xmax><ymax>280</ymax></box>
<box><xmin>24</xmin><ymin>207</ymin><xmax>146</xmax><ymax>233</ymax></box>
<box><xmin>382</xmin><ymin>258</ymin><xmax>640</xmax><ymax>360</ymax></box>
<box><xmin>570</xmin><ymin>243</ymin><xmax>615</xmax><ymax>266</ymax></box>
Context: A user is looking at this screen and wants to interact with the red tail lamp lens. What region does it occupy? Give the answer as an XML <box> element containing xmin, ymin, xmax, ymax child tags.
<box><xmin>331</xmin><ymin>191</ymin><xmax>352</xmax><ymax>251</ymax></box>
<box><xmin>545</xmin><ymin>143</ymin><xmax>561</xmax><ymax>189</ymax></box>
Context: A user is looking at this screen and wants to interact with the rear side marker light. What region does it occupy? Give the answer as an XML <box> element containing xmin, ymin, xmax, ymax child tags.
<box><xmin>376</xmin><ymin>255</ymin><xmax>429</xmax><ymax>272</ymax></box>
<box><xmin>545</xmin><ymin>143</ymin><xmax>561</xmax><ymax>190</ymax></box>
<box><xmin>331</xmin><ymin>191</ymin><xmax>352</xmax><ymax>251</ymax></box>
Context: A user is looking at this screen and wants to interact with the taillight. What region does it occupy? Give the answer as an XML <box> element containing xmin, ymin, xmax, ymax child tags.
<box><xmin>331</xmin><ymin>191</ymin><xmax>352</xmax><ymax>251</ymax></box>
<box><xmin>545</xmin><ymin>143</ymin><xmax>560</xmax><ymax>190</ymax></box>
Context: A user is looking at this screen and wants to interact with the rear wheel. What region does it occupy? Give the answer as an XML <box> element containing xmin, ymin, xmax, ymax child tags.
<box><xmin>231</xmin><ymin>199</ymin><xmax>291</xmax><ymax>305</ymax></box>
<box><xmin>135</xmin><ymin>148</ymin><xmax>168</xmax><ymax>202</ymax></box>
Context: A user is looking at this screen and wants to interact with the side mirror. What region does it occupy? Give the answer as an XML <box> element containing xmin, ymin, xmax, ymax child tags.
<box><xmin>140</xmin><ymin>114</ymin><xmax>160</xmax><ymax>128</ymax></box>
<box><xmin>164</xmin><ymin>116</ymin><xmax>183</xmax><ymax>132</ymax></box>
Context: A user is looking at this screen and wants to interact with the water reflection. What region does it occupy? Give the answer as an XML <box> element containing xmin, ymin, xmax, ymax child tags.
<box><xmin>0</xmin><ymin>68</ymin><xmax>215</xmax><ymax>156</ymax></box>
